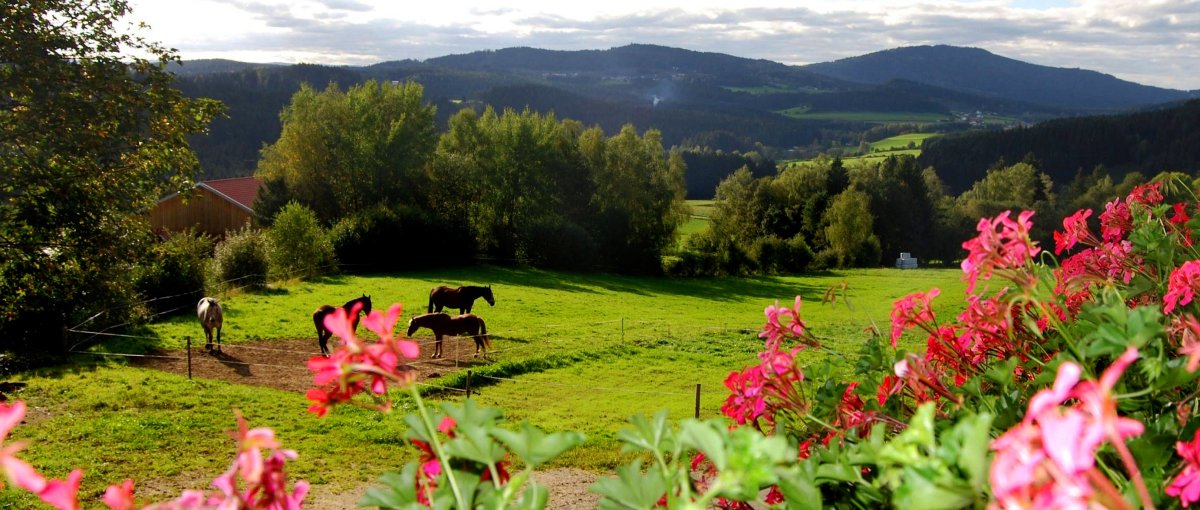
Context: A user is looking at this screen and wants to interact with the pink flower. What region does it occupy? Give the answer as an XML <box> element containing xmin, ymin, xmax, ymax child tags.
<box><xmin>889</xmin><ymin>288</ymin><xmax>940</xmax><ymax>347</ymax></box>
<box><xmin>102</xmin><ymin>480</ymin><xmax>136</xmax><ymax>510</ymax></box>
<box><xmin>37</xmin><ymin>469</ymin><xmax>82</xmax><ymax>510</ymax></box>
<box><xmin>361</xmin><ymin>303</ymin><xmax>404</xmax><ymax>340</ymax></box>
<box><xmin>1127</xmin><ymin>181</ymin><xmax>1164</xmax><ymax>206</ymax></box>
<box><xmin>759</xmin><ymin>296</ymin><xmax>807</xmax><ymax>350</ymax></box>
<box><xmin>1165</xmin><ymin>261</ymin><xmax>1200</xmax><ymax>314</ymax></box>
<box><xmin>721</xmin><ymin>365</ymin><xmax>768</xmax><ymax>425</ymax></box>
<box><xmin>1168</xmin><ymin>429</ymin><xmax>1200</xmax><ymax>507</ymax></box>
<box><xmin>1053</xmin><ymin>209</ymin><xmax>1094</xmax><ymax>255</ymax></box>
<box><xmin>961</xmin><ymin>211</ymin><xmax>1040</xmax><ymax>292</ymax></box>
<box><xmin>1099</xmin><ymin>199</ymin><xmax>1131</xmax><ymax>243</ymax></box>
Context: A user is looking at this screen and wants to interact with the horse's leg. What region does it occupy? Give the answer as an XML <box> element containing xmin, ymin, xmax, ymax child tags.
<box><xmin>216</xmin><ymin>325</ymin><xmax>222</xmax><ymax>352</ymax></box>
<box><xmin>204</xmin><ymin>326</ymin><xmax>213</xmax><ymax>351</ymax></box>
<box><xmin>432</xmin><ymin>334</ymin><xmax>442</xmax><ymax>359</ymax></box>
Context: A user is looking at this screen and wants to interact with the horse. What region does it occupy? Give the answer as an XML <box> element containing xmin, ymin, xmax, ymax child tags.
<box><xmin>406</xmin><ymin>312</ymin><xmax>491</xmax><ymax>359</ymax></box>
<box><xmin>312</xmin><ymin>294</ymin><xmax>372</xmax><ymax>357</ymax></box>
<box><xmin>427</xmin><ymin>285</ymin><xmax>495</xmax><ymax>315</ymax></box>
<box><xmin>196</xmin><ymin>297</ymin><xmax>224</xmax><ymax>352</ymax></box>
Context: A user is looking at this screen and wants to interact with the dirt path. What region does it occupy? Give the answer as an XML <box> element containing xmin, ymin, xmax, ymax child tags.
<box><xmin>130</xmin><ymin>338</ymin><xmax>604</xmax><ymax>509</ymax></box>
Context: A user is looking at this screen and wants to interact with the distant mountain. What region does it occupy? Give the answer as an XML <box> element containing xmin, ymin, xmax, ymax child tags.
<box><xmin>168</xmin><ymin>59</ymin><xmax>279</xmax><ymax>76</ymax></box>
<box><xmin>804</xmin><ymin>45</ymin><xmax>1195</xmax><ymax>111</ymax></box>
<box><xmin>919</xmin><ymin>99</ymin><xmax>1200</xmax><ymax>192</ymax></box>
<box><xmin>172</xmin><ymin>44</ymin><xmax>1192</xmax><ymax>191</ymax></box>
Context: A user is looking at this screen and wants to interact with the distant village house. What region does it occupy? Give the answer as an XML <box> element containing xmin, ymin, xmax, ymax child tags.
<box><xmin>150</xmin><ymin>177</ymin><xmax>262</xmax><ymax>238</ymax></box>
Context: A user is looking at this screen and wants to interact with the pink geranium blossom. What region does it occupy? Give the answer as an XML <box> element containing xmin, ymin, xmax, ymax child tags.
<box><xmin>889</xmin><ymin>288</ymin><xmax>940</xmax><ymax>347</ymax></box>
<box><xmin>1165</xmin><ymin>261</ymin><xmax>1200</xmax><ymax>314</ymax></box>
<box><xmin>759</xmin><ymin>296</ymin><xmax>808</xmax><ymax>350</ymax></box>
<box><xmin>307</xmin><ymin>302</ymin><xmax>421</xmax><ymax>416</ymax></box>
<box><xmin>1053</xmin><ymin>209</ymin><xmax>1095</xmax><ymax>255</ymax></box>
<box><xmin>1168</xmin><ymin>429</ymin><xmax>1200</xmax><ymax>507</ymax></box>
<box><xmin>961</xmin><ymin>210</ymin><xmax>1040</xmax><ymax>292</ymax></box>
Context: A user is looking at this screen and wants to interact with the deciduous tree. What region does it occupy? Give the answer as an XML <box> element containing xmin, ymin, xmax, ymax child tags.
<box><xmin>0</xmin><ymin>0</ymin><xmax>222</xmax><ymax>350</ymax></box>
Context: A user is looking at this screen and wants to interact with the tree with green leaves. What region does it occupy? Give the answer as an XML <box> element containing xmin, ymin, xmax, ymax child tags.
<box><xmin>255</xmin><ymin>80</ymin><xmax>436</xmax><ymax>223</ymax></box>
<box><xmin>0</xmin><ymin>0</ymin><xmax>222</xmax><ymax>351</ymax></box>
<box><xmin>583</xmin><ymin>124</ymin><xmax>688</xmax><ymax>273</ymax></box>
<box><xmin>824</xmin><ymin>189</ymin><xmax>881</xmax><ymax>267</ymax></box>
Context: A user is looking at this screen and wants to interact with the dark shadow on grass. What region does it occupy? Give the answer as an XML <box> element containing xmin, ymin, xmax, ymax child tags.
<box><xmin>208</xmin><ymin>349</ymin><xmax>252</xmax><ymax>377</ymax></box>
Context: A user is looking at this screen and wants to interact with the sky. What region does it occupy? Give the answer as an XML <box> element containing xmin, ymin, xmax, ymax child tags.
<box><xmin>125</xmin><ymin>0</ymin><xmax>1199</xmax><ymax>90</ymax></box>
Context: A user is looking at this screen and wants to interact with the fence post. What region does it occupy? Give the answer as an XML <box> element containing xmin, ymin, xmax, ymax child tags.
<box><xmin>186</xmin><ymin>336</ymin><xmax>192</xmax><ymax>380</ymax></box>
<box><xmin>465</xmin><ymin>370</ymin><xmax>472</xmax><ymax>399</ymax></box>
<box><xmin>621</xmin><ymin>318</ymin><xmax>625</xmax><ymax>343</ymax></box>
<box><xmin>694</xmin><ymin>383</ymin><xmax>701</xmax><ymax>419</ymax></box>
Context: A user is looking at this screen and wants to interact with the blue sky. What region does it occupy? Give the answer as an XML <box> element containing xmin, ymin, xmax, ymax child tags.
<box><xmin>126</xmin><ymin>0</ymin><xmax>1199</xmax><ymax>90</ymax></box>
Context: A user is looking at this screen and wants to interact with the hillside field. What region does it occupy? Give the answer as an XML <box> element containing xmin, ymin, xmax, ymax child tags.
<box><xmin>4</xmin><ymin>266</ymin><xmax>967</xmax><ymax>508</ymax></box>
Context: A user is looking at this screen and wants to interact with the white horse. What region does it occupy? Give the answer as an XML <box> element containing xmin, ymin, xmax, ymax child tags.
<box><xmin>197</xmin><ymin>297</ymin><xmax>224</xmax><ymax>351</ymax></box>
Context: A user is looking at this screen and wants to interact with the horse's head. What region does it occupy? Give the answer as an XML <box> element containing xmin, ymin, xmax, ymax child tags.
<box><xmin>406</xmin><ymin>317</ymin><xmax>418</xmax><ymax>337</ymax></box>
<box><xmin>483</xmin><ymin>285</ymin><xmax>495</xmax><ymax>306</ymax></box>
<box><xmin>361</xmin><ymin>294</ymin><xmax>372</xmax><ymax>315</ymax></box>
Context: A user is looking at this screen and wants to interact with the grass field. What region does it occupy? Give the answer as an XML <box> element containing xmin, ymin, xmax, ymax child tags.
<box><xmin>776</xmin><ymin>108</ymin><xmax>951</xmax><ymax>123</ymax></box>
<box><xmin>4</xmin><ymin>266</ymin><xmax>968</xmax><ymax>507</ymax></box>
<box><xmin>867</xmin><ymin>133</ymin><xmax>938</xmax><ymax>152</ymax></box>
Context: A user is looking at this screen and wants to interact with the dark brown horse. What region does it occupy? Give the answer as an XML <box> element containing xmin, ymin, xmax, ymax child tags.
<box><xmin>312</xmin><ymin>294</ymin><xmax>372</xmax><ymax>357</ymax></box>
<box><xmin>428</xmin><ymin>285</ymin><xmax>495</xmax><ymax>314</ymax></box>
<box><xmin>406</xmin><ymin>312</ymin><xmax>491</xmax><ymax>359</ymax></box>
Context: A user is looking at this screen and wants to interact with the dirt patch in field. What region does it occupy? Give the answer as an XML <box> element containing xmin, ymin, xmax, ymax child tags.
<box><xmin>130</xmin><ymin>338</ymin><xmax>605</xmax><ymax>509</ymax></box>
<box><xmin>130</xmin><ymin>337</ymin><xmax>490</xmax><ymax>394</ymax></box>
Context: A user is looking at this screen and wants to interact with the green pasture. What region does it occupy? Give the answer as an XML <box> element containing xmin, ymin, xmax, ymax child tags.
<box><xmin>868</xmin><ymin>133</ymin><xmax>938</xmax><ymax>152</ymax></box>
<box><xmin>776</xmin><ymin>108</ymin><xmax>951</xmax><ymax>123</ymax></box>
<box><xmin>5</xmin><ymin>266</ymin><xmax>968</xmax><ymax>507</ymax></box>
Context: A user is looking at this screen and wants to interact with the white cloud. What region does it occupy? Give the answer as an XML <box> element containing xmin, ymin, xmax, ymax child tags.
<box><xmin>126</xmin><ymin>0</ymin><xmax>1200</xmax><ymax>89</ymax></box>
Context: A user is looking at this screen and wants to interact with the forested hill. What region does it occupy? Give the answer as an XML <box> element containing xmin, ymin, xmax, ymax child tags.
<box><xmin>173</xmin><ymin>44</ymin><xmax>1190</xmax><ymax>188</ymax></box>
<box><xmin>803</xmin><ymin>45</ymin><xmax>1195</xmax><ymax>111</ymax></box>
<box><xmin>919</xmin><ymin>99</ymin><xmax>1200</xmax><ymax>192</ymax></box>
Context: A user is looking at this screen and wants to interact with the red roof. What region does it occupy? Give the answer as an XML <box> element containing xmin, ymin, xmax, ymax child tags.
<box><xmin>201</xmin><ymin>177</ymin><xmax>262</xmax><ymax>212</ymax></box>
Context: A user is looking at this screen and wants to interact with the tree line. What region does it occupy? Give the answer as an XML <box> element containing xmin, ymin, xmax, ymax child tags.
<box><xmin>674</xmin><ymin>153</ymin><xmax>1196</xmax><ymax>275</ymax></box>
<box><xmin>253</xmin><ymin>80</ymin><xmax>688</xmax><ymax>275</ymax></box>
<box><xmin>919</xmin><ymin>99</ymin><xmax>1200</xmax><ymax>193</ymax></box>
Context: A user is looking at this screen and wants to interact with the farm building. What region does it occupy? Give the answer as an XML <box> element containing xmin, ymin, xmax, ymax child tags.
<box><xmin>150</xmin><ymin>177</ymin><xmax>262</xmax><ymax>238</ymax></box>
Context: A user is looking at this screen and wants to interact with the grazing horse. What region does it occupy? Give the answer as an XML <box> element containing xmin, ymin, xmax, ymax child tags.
<box><xmin>196</xmin><ymin>297</ymin><xmax>224</xmax><ymax>352</ymax></box>
<box><xmin>313</xmin><ymin>294</ymin><xmax>372</xmax><ymax>357</ymax></box>
<box><xmin>427</xmin><ymin>285</ymin><xmax>495</xmax><ymax>315</ymax></box>
<box><xmin>406</xmin><ymin>312</ymin><xmax>491</xmax><ymax>359</ymax></box>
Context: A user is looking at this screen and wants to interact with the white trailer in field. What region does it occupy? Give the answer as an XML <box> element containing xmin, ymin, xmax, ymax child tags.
<box><xmin>896</xmin><ymin>252</ymin><xmax>918</xmax><ymax>269</ymax></box>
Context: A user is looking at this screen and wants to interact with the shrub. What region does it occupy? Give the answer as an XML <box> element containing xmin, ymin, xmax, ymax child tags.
<box><xmin>265</xmin><ymin>202</ymin><xmax>335</xmax><ymax>281</ymax></box>
<box><xmin>208</xmin><ymin>226</ymin><xmax>268</xmax><ymax>292</ymax></box>
<box><xmin>517</xmin><ymin>217</ymin><xmax>598</xmax><ymax>271</ymax></box>
<box><xmin>134</xmin><ymin>229</ymin><xmax>213</xmax><ymax>317</ymax></box>
<box><xmin>331</xmin><ymin>204</ymin><xmax>475</xmax><ymax>272</ymax></box>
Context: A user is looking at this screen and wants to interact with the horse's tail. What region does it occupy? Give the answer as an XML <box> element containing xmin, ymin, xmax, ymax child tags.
<box><xmin>427</xmin><ymin>288</ymin><xmax>435</xmax><ymax>313</ymax></box>
<box><xmin>479</xmin><ymin>318</ymin><xmax>491</xmax><ymax>349</ymax></box>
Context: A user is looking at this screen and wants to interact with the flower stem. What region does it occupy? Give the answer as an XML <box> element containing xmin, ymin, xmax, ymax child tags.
<box><xmin>409</xmin><ymin>386</ymin><xmax>466</xmax><ymax>508</ymax></box>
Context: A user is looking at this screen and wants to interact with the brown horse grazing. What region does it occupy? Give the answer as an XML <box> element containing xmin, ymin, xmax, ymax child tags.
<box><xmin>428</xmin><ymin>285</ymin><xmax>495</xmax><ymax>315</ymax></box>
<box><xmin>197</xmin><ymin>297</ymin><xmax>223</xmax><ymax>352</ymax></box>
<box><xmin>406</xmin><ymin>312</ymin><xmax>492</xmax><ymax>359</ymax></box>
<box><xmin>313</xmin><ymin>294</ymin><xmax>372</xmax><ymax>357</ymax></box>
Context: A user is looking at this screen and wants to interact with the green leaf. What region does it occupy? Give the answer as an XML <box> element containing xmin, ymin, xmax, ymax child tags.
<box><xmin>679</xmin><ymin>419</ymin><xmax>728</xmax><ymax>470</ymax></box>
<box><xmin>492</xmin><ymin>423</ymin><xmax>585</xmax><ymax>469</ymax></box>
<box><xmin>616</xmin><ymin>411</ymin><xmax>673</xmax><ymax>455</ymax></box>
<box><xmin>891</xmin><ymin>469</ymin><xmax>974</xmax><ymax>510</ymax></box>
<box><xmin>775</xmin><ymin>463</ymin><xmax>822</xmax><ymax>510</ymax></box>
<box><xmin>592</xmin><ymin>460</ymin><xmax>668</xmax><ymax>510</ymax></box>
<box><xmin>951</xmin><ymin>413</ymin><xmax>994</xmax><ymax>490</ymax></box>
<box><xmin>358</xmin><ymin>466</ymin><xmax>423</xmax><ymax>509</ymax></box>
<box><xmin>444</xmin><ymin>426</ymin><xmax>506</xmax><ymax>466</ymax></box>
<box><xmin>508</xmin><ymin>482</ymin><xmax>549</xmax><ymax>510</ymax></box>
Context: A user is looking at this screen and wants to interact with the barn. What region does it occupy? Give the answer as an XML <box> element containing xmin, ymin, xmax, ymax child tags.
<box><xmin>150</xmin><ymin>177</ymin><xmax>262</xmax><ymax>238</ymax></box>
